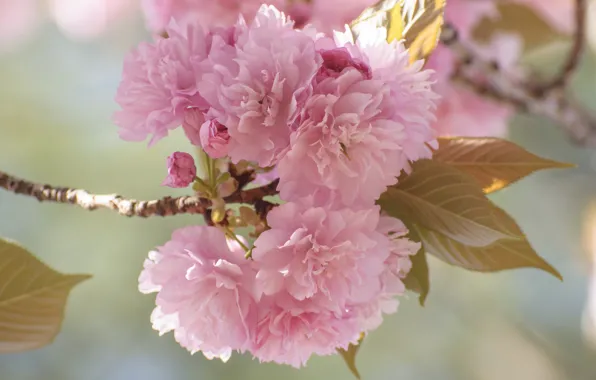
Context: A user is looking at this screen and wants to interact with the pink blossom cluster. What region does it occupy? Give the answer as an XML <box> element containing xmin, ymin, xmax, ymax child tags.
<box><xmin>120</xmin><ymin>6</ymin><xmax>436</xmax><ymax>366</ymax></box>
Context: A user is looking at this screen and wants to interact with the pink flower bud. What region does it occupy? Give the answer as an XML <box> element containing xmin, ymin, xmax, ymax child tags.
<box><xmin>162</xmin><ymin>152</ymin><xmax>197</xmax><ymax>188</ymax></box>
<box><xmin>317</xmin><ymin>48</ymin><xmax>372</xmax><ymax>81</ymax></box>
<box><xmin>200</xmin><ymin>119</ymin><xmax>230</xmax><ymax>158</ymax></box>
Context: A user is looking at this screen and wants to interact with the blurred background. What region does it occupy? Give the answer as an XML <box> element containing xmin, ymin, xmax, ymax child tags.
<box><xmin>2</xmin><ymin>1</ymin><xmax>596</xmax><ymax>379</ymax></box>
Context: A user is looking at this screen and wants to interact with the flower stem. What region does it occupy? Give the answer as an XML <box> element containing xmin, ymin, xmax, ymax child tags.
<box><xmin>223</xmin><ymin>226</ymin><xmax>251</xmax><ymax>253</ymax></box>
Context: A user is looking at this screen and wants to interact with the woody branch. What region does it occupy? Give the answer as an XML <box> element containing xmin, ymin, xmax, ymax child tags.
<box><xmin>0</xmin><ymin>170</ymin><xmax>279</xmax><ymax>218</ymax></box>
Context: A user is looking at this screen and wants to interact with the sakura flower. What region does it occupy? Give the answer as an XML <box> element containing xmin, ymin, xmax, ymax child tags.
<box><xmin>162</xmin><ymin>151</ymin><xmax>196</xmax><ymax>188</ymax></box>
<box><xmin>211</xmin><ymin>5</ymin><xmax>322</xmax><ymax>166</ymax></box>
<box><xmin>200</xmin><ymin>119</ymin><xmax>230</xmax><ymax>158</ymax></box>
<box><xmin>252</xmin><ymin>201</ymin><xmax>390</xmax><ymax>313</ymax></box>
<box><xmin>139</xmin><ymin>226</ymin><xmax>258</xmax><ymax>361</ymax></box>
<box><xmin>348</xmin><ymin>216</ymin><xmax>420</xmax><ymax>332</ymax></box>
<box><xmin>251</xmin><ymin>293</ymin><xmax>361</xmax><ymax>368</ymax></box>
<box><xmin>278</xmin><ymin>27</ymin><xmax>437</xmax><ymax>207</ymax></box>
<box><xmin>113</xmin><ymin>22</ymin><xmax>238</xmax><ymax>145</ymax></box>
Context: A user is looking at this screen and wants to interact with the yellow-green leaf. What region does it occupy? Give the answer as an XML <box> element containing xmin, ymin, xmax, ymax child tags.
<box><xmin>402</xmin><ymin>247</ymin><xmax>430</xmax><ymax>306</ymax></box>
<box><xmin>337</xmin><ymin>333</ymin><xmax>365</xmax><ymax>379</ymax></box>
<box><xmin>415</xmin><ymin>206</ymin><xmax>562</xmax><ymax>280</ymax></box>
<box><xmin>0</xmin><ymin>238</ymin><xmax>91</xmax><ymax>353</ymax></box>
<box><xmin>433</xmin><ymin>137</ymin><xmax>574</xmax><ymax>193</ymax></box>
<box><xmin>350</xmin><ymin>0</ymin><xmax>446</xmax><ymax>63</ymax></box>
<box><xmin>378</xmin><ymin>160</ymin><xmax>516</xmax><ymax>247</ymax></box>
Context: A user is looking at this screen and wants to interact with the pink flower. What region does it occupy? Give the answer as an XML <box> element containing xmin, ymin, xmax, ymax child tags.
<box><xmin>208</xmin><ymin>5</ymin><xmax>321</xmax><ymax>167</ymax></box>
<box><xmin>351</xmin><ymin>216</ymin><xmax>419</xmax><ymax>331</ymax></box>
<box><xmin>278</xmin><ymin>28</ymin><xmax>437</xmax><ymax>207</ymax></box>
<box><xmin>200</xmin><ymin>119</ymin><xmax>230</xmax><ymax>158</ymax></box>
<box><xmin>113</xmin><ymin>24</ymin><xmax>209</xmax><ymax>144</ymax></box>
<box><xmin>162</xmin><ymin>151</ymin><xmax>197</xmax><ymax>188</ymax></box>
<box><xmin>141</xmin><ymin>0</ymin><xmax>285</xmax><ymax>32</ymax></box>
<box><xmin>139</xmin><ymin>226</ymin><xmax>258</xmax><ymax>361</ymax></box>
<box><xmin>113</xmin><ymin>22</ymin><xmax>238</xmax><ymax>145</ymax></box>
<box><xmin>251</xmin><ymin>293</ymin><xmax>361</xmax><ymax>367</ymax></box>
<box><xmin>252</xmin><ymin>201</ymin><xmax>390</xmax><ymax>313</ymax></box>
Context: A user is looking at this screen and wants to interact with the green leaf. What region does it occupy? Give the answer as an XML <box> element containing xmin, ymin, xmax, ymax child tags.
<box><xmin>0</xmin><ymin>238</ymin><xmax>91</xmax><ymax>353</ymax></box>
<box><xmin>378</xmin><ymin>160</ymin><xmax>516</xmax><ymax>247</ymax></box>
<box><xmin>337</xmin><ymin>333</ymin><xmax>365</xmax><ymax>379</ymax></box>
<box><xmin>414</xmin><ymin>206</ymin><xmax>562</xmax><ymax>280</ymax></box>
<box><xmin>433</xmin><ymin>137</ymin><xmax>574</xmax><ymax>193</ymax></box>
<box><xmin>402</xmin><ymin>247</ymin><xmax>430</xmax><ymax>306</ymax></box>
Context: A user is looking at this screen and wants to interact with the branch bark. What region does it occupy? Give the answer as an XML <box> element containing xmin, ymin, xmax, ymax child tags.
<box><xmin>0</xmin><ymin>170</ymin><xmax>279</xmax><ymax>218</ymax></box>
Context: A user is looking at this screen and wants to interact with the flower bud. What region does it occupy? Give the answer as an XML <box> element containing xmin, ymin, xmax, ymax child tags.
<box><xmin>162</xmin><ymin>152</ymin><xmax>197</xmax><ymax>188</ymax></box>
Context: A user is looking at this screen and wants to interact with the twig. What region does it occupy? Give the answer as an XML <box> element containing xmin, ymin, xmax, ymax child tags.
<box><xmin>0</xmin><ymin>170</ymin><xmax>279</xmax><ymax>218</ymax></box>
<box><xmin>440</xmin><ymin>23</ymin><xmax>596</xmax><ymax>147</ymax></box>
<box><xmin>530</xmin><ymin>0</ymin><xmax>587</xmax><ymax>94</ymax></box>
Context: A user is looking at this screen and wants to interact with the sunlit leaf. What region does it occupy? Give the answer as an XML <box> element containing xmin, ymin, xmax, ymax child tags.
<box><xmin>0</xmin><ymin>238</ymin><xmax>91</xmax><ymax>353</ymax></box>
<box><xmin>433</xmin><ymin>137</ymin><xmax>574</xmax><ymax>193</ymax></box>
<box><xmin>378</xmin><ymin>160</ymin><xmax>516</xmax><ymax>247</ymax></box>
<box><xmin>350</xmin><ymin>0</ymin><xmax>446</xmax><ymax>63</ymax></box>
<box><xmin>402</xmin><ymin>247</ymin><xmax>430</xmax><ymax>306</ymax></box>
<box><xmin>337</xmin><ymin>333</ymin><xmax>365</xmax><ymax>379</ymax></box>
<box><xmin>415</xmin><ymin>206</ymin><xmax>562</xmax><ymax>280</ymax></box>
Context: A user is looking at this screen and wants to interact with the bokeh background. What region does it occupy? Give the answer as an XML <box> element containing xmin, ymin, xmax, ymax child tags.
<box><xmin>2</xmin><ymin>1</ymin><xmax>596</xmax><ymax>379</ymax></box>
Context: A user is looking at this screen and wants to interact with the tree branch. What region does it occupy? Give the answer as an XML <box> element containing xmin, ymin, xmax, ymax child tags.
<box><xmin>0</xmin><ymin>170</ymin><xmax>279</xmax><ymax>218</ymax></box>
<box><xmin>531</xmin><ymin>0</ymin><xmax>587</xmax><ymax>94</ymax></box>
<box><xmin>441</xmin><ymin>23</ymin><xmax>596</xmax><ymax>147</ymax></box>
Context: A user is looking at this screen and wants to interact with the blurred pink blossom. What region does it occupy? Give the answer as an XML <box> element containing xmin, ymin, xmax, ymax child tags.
<box><xmin>141</xmin><ymin>0</ymin><xmax>284</xmax><ymax>31</ymax></box>
<box><xmin>141</xmin><ymin>0</ymin><xmax>377</xmax><ymax>35</ymax></box>
<box><xmin>0</xmin><ymin>0</ymin><xmax>39</xmax><ymax>52</ymax></box>
<box><xmin>427</xmin><ymin>0</ymin><xmax>523</xmax><ymax>137</ymax></box>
